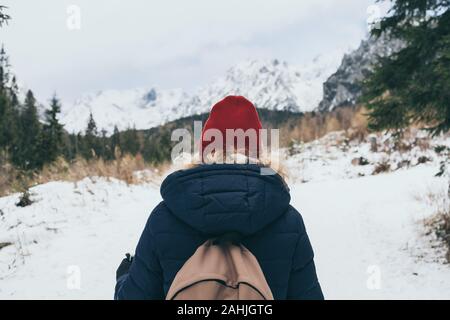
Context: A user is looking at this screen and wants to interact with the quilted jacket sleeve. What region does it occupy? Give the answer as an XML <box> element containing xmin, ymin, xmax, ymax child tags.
<box><xmin>286</xmin><ymin>212</ymin><xmax>324</xmax><ymax>300</ymax></box>
<box><xmin>114</xmin><ymin>208</ymin><xmax>164</xmax><ymax>300</ymax></box>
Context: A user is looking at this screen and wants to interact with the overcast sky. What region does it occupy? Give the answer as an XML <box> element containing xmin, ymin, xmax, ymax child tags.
<box><xmin>0</xmin><ymin>0</ymin><xmax>386</xmax><ymax>103</ymax></box>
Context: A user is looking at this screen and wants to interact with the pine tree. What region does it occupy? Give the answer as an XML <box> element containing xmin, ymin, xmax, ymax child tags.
<box><xmin>12</xmin><ymin>90</ymin><xmax>42</xmax><ymax>169</ymax></box>
<box><xmin>121</xmin><ymin>126</ymin><xmax>140</xmax><ymax>156</ymax></box>
<box><xmin>41</xmin><ymin>94</ymin><xmax>64</xmax><ymax>164</ymax></box>
<box><xmin>361</xmin><ymin>0</ymin><xmax>450</xmax><ymax>135</ymax></box>
<box><xmin>0</xmin><ymin>45</ymin><xmax>20</xmax><ymax>154</ymax></box>
<box><xmin>71</xmin><ymin>133</ymin><xmax>82</xmax><ymax>159</ymax></box>
<box><xmin>86</xmin><ymin>112</ymin><xmax>98</xmax><ymax>137</ymax></box>
<box><xmin>111</xmin><ymin>125</ymin><xmax>121</xmax><ymax>159</ymax></box>
<box><xmin>0</xmin><ymin>77</ymin><xmax>9</xmax><ymax>148</ymax></box>
<box><xmin>97</xmin><ymin>129</ymin><xmax>109</xmax><ymax>159</ymax></box>
<box><xmin>9</xmin><ymin>75</ymin><xmax>19</xmax><ymax>106</ymax></box>
<box><xmin>142</xmin><ymin>134</ymin><xmax>158</xmax><ymax>163</ymax></box>
<box><xmin>0</xmin><ymin>45</ymin><xmax>9</xmax><ymax>91</ymax></box>
<box><xmin>0</xmin><ymin>92</ymin><xmax>19</xmax><ymax>153</ymax></box>
<box><xmin>60</xmin><ymin>131</ymin><xmax>74</xmax><ymax>161</ymax></box>
<box><xmin>73</xmin><ymin>133</ymin><xmax>84</xmax><ymax>159</ymax></box>
<box><xmin>142</xmin><ymin>130</ymin><xmax>171</xmax><ymax>164</ymax></box>
<box><xmin>82</xmin><ymin>112</ymin><xmax>99</xmax><ymax>159</ymax></box>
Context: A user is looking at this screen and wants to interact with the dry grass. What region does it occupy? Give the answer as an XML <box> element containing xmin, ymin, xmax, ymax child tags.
<box><xmin>0</xmin><ymin>154</ymin><xmax>165</xmax><ymax>197</ymax></box>
<box><xmin>422</xmin><ymin>188</ymin><xmax>450</xmax><ymax>263</ymax></box>
<box><xmin>279</xmin><ymin>105</ymin><xmax>368</xmax><ymax>145</ymax></box>
<box><xmin>372</xmin><ymin>161</ymin><xmax>391</xmax><ymax>175</ymax></box>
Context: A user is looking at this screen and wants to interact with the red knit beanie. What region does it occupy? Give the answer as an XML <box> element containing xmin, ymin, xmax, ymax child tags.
<box><xmin>200</xmin><ymin>96</ymin><xmax>262</xmax><ymax>162</ymax></box>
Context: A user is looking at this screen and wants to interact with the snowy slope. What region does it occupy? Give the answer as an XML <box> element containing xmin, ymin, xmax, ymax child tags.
<box><xmin>60</xmin><ymin>53</ymin><xmax>344</xmax><ymax>135</ymax></box>
<box><xmin>0</xmin><ymin>132</ymin><xmax>449</xmax><ymax>299</ymax></box>
<box><xmin>286</xmin><ymin>129</ymin><xmax>450</xmax><ymax>183</ymax></box>
<box><xmin>0</xmin><ymin>178</ymin><xmax>158</xmax><ymax>299</ymax></box>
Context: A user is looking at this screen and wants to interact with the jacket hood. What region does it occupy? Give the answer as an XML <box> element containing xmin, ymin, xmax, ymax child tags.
<box><xmin>160</xmin><ymin>164</ymin><xmax>291</xmax><ymax>236</ymax></box>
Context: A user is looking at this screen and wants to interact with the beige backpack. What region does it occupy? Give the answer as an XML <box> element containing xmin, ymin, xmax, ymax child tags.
<box><xmin>166</xmin><ymin>238</ymin><xmax>274</xmax><ymax>300</ymax></box>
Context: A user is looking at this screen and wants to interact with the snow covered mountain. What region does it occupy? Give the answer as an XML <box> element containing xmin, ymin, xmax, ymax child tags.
<box><xmin>60</xmin><ymin>52</ymin><xmax>344</xmax><ymax>135</ymax></box>
<box><xmin>183</xmin><ymin>55</ymin><xmax>343</xmax><ymax>116</ymax></box>
<box><xmin>60</xmin><ymin>87</ymin><xmax>189</xmax><ymax>135</ymax></box>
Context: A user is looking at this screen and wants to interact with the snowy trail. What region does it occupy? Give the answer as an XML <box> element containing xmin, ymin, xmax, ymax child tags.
<box><xmin>0</xmin><ymin>166</ymin><xmax>449</xmax><ymax>299</ymax></box>
<box><xmin>291</xmin><ymin>166</ymin><xmax>450</xmax><ymax>299</ymax></box>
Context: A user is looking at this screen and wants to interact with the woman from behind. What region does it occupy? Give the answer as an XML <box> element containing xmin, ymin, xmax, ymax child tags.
<box><xmin>114</xmin><ymin>95</ymin><xmax>324</xmax><ymax>300</ymax></box>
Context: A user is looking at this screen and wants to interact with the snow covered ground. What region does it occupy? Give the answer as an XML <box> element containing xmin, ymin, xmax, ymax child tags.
<box><xmin>293</xmin><ymin>166</ymin><xmax>449</xmax><ymax>299</ymax></box>
<box><xmin>0</xmin><ymin>179</ymin><xmax>158</xmax><ymax>299</ymax></box>
<box><xmin>0</xmin><ymin>133</ymin><xmax>449</xmax><ymax>299</ymax></box>
<box><xmin>286</xmin><ymin>129</ymin><xmax>450</xmax><ymax>183</ymax></box>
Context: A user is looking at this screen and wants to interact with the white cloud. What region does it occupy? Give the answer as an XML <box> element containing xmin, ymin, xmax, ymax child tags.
<box><xmin>0</xmin><ymin>0</ymin><xmax>379</xmax><ymax>103</ymax></box>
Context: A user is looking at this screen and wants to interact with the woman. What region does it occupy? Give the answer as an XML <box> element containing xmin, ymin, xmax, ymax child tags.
<box><xmin>114</xmin><ymin>96</ymin><xmax>324</xmax><ymax>300</ymax></box>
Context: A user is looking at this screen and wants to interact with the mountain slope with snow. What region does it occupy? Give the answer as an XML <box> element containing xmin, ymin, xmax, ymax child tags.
<box><xmin>185</xmin><ymin>54</ymin><xmax>342</xmax><ymax>115</ymax></box>
<box><xmin>318</xmin><ymin>34</ymin><xmax>404</xmax><ymax>112</ymax></box>
<box><xmin>60</xmin><ymin>87</ymin><xmax>189</xmax><ymax>135</ymax></box>
<box><xmin>60</xmin><ymin>53</ymin><xmax>344</xmax><ymax>135</ymax></box>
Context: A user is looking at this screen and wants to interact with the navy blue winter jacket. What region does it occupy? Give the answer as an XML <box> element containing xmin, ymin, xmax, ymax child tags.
<box><xmin>115</xmin><ymin>164</ymin><xmax>324</xmax><ymax>300</ymax></box>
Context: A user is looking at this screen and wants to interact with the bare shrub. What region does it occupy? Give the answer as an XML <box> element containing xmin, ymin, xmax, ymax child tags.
<box><xmin>368</xmin><ymin>136</ymin><xmax>378</xmax><ymax>152</ymax></box>
<box><xmin>351</xmin><ymin>157</ymin><xmax>369</xmax><ymax>166</ymax></box>
<box><xmin>394</xmin><ymin>141</ymin><xmax>413</xmax><ymax>153</ymax></box>
<box><xmin>417</xmin><ymin>156</ymin><xmax>431</xmax><ymax>164</ymax></box>
<box><xmin>396</xmin><ymin>160</ymin><xmax>411</xmax><ymax>169</ymax></box>
<box><xmin>414</xmin><ymin>137</ymin><xmax>430</xmax><ymax>151</ymax></box>
<box><xmin>324</xmin><ymin>116</ymin><xmax>341</xmax><ymax>134</ymax></box>
<box><xmin>346</xmin><ymin>127</ymin><xmax>368</xmax><ymax>142</ymax></box>
<box><xmin>16</xmin><ymin>190</ymin><xmax>33</xmax><ymax>207</ymax></box>
<box><xmin>335</xmin><ymin>106</ymin><xmax>354</xmax><ymax>131</ymax></box>
<box><xmin>434</xmin><ymin>145</ymin><xmax>448</xmax><ymax>154</ymax></box>
<box><xmin>373</xmin><ymin>161</ymin><xmax>391</xmax><ymax>175</ymax></box>
<box><xmin>0</xmin><ymin>163</ymin><xmax>18</xmax><ymax>196</ymax></box>
<box><xmin>423</xmin><ymin>188</ymin><xmax>450</xmax><ymax>263</ymax></box>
